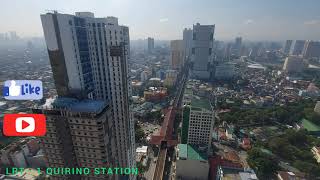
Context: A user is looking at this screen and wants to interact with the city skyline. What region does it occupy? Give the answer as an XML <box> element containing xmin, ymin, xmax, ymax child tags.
<box><xmin>1</xmin><ymin>0</ymin><xmax>320</xmax><ymax>41</ymax></box>
<box><xmin>1</xmin><ymin>1</ymin><xmax>320</xmax><ymax>179</ymax></box>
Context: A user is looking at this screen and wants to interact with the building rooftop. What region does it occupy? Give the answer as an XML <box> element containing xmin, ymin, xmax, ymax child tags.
<box><xmin>178</xmin><ymin>144</ymin><xmax>208</xmax><ymax>161</ymax></box>
<box><xmin>178</xmin><ymin>144</ymin><xmax>188</xmax><ymax>159</ymax></box>
<box><xmin>239</xmin><ymin>172</ymin><xmax>258</xmax><ymax>180</ymax></box>
<box><xmin>6</xmin><ymin>106</ymin><xmax>18</xmax><ymax>111</ymax></box>
<box><xmin>149</xmin><ymin>77</ymin><xmax>161</xmax><ymax>81</ymax></box>
<box><xmin>277</xmin><ymin>171</ymin><xmax>306</xmax><ymax>180</ymax></box>
<box><xmin>176</xmin><ymin>160</ymin><xmax>209</xmax><ymax>180</ymax></box>
<box><xmin>136</xmin><ymin>146</ymin><xmax>148</xmax><ymax>153</ymax></box>
<box><xmin>13</xmin><ymin>168</ymin><xmax>41</xmax><ymax>179</ymax></box>
<box><xmin>188</xmin><ymin>145</ymin><xmax>207</xmax><ymax>161</ymax></box>
<box><xmin>216</xmin><ymin>166</ymin><xmax>257</xmax><ymax>180</ymax></box>
<box><xmin>191</xmin><ymin>96</ymin><xmax>212</xmax><ymax>111</ymax></box>
<box><xmin>0</xmin><ymin>101</ymin><xmax>6</xmax><ymax>107</ymax></box>
<box><xmin>43</xmin><ymin>97</ymin><xmax>108</xmax><ymax>114</ymax></box>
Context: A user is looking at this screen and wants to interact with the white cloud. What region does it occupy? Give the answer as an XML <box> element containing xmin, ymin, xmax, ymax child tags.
<box><xmin>304</xmin><ymin>20</ymin><xmax>320</xmax><ymax>25</ymax></box>
<box><xmin>244</xmin><ymin>19</ymin><xmax>254</xmax><ymax>25</ymax></box>
<box><xmin>159</xmin><ymin>18</ymin><xmax>169</xmax><ymax>23</ymax></box>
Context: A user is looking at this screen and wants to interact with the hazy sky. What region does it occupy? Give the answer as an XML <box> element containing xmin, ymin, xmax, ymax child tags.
<box><xmin>1</xmin><ymin>0</ymin><xmax>320</xmax><ymax>41</ymax></box>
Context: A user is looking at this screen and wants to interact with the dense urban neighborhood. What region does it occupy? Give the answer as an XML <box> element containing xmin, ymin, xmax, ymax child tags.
<box><xmin>1</xmin><ymin>2</ymin><xmax>320</xmax><ymax>180</ymax></box>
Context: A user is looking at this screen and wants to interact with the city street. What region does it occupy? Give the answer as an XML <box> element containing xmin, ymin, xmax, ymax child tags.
<box><xmin>143</xmin><ymin>150</ymin><xmax>157</xmax><ymax>180</ymax></box>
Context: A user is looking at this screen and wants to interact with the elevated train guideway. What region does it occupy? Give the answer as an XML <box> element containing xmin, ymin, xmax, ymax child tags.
<box><xmin>151</xmin><ymin>73</ymin><xmax>187</xmax><ymax>180</ymax></box>
<box><xmin>150</xmin><ymin>106</ymin><xmax>178</xmax><ymax>147</ymax></box>
<box><xmin>152</xmin><ymin>148</ymin><xmax>167</xmax><ymax>180</ymax></box>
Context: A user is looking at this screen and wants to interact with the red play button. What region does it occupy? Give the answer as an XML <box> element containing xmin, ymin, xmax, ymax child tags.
<box><xmin>22</xmin><ymin>120</ymin><xmax>30</xmax><ymax>129</ymax></box>
<box><xmin>3</xmin><ymin>114</ymin><xmax>46</xmax><ymax>136</ymax></box>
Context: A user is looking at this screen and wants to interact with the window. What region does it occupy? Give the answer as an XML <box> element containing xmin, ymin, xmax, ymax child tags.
<box><xmin>192</xmin><ymin>48</ymin><xmax>195</xmax><ymax>54</ymax></box>
<box><xmin>193</xmin><ymin>33</ymin><xmax>196</xmax><ymax>40</ymax></box>
<box><xmin>209</xmin><ymin>48</ymin><xmax>212</xmax><ymax>55</ymax></box>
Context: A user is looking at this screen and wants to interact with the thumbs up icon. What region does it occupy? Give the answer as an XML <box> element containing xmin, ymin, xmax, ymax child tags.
<box><xmin>9</xmin><ymin>80</ymin><xmax>21</xmax><ymax>96</ymax></box>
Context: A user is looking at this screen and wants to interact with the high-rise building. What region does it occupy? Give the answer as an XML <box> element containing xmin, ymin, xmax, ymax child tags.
<box><xmin>215</xmin><ymin>63</ymin><xmax>235</xmax><ymax>80</ymax></box>
<box><xmin>34</xmin><ymin>98</ymin><xmax>114</xmax><ymax>179</ymax></box>
<box><xmin>38</xmin><ymin>11</ymin><xmax>135</xmax><ymax>179</ymax></box>
<box><xmin>291</xmin><ymin>40</ymin><xmax>306</xmax><ymax>55</ymax></box>
<box><xmin>191</xmin><ymin>23</ymin><xmax>215</xmax><ymax>80</ymax></box>
<box><xmin>170</xmin><ymin>40</ymin><xmax>184</xmax><ymax>70</ymax></box>
<box><xmin>163</xmin><ymin>70</ymin><xmax>178</xmax><ymax>87</ymax></box>
<box><xmin>224</xmin><ymin>43</ymin><xmax>232</xmax><ymax>60</ymax></box>
<box><xmin>183</xmin><ymin>96</ymin><xmax>214</xmax><ymax>151</ymax></box>
<box><xmin>183</xmin><ymin>28</ymin><xmax>193</xmax><ymax>58</ymax></box>
<box><xmin>1</xmin><ymin>143</ymin><xmax>28</xmax><ymax>168</ymax></box>
<box><xmin>240</xmin><ymin>45</ymin><xmax>248</xmax><ymax>57</ymax></box>
<box><xmin>140</xmin><ymin>71</ymin><xmax>149</xmax><ymax>82</ymax></box>
<box><xmin>283</xmin><ymin>56</ymin><xmax>307</xmax><ymax>73</ymax></box>
<box><xmin>283</xmin><ymin>40</ymin><xmax>293</xmax><ymax>54</ymax></box>
<box><xmin>303</xmin><ymin>41</ymin><xmax>320</xmax><ymax>59</ymax></box>
<box><xmin>233</xmin><ymin>37</ymin><xmax>242</xmax><ymax>56</ymax></box>
<box><xmin>9</xmin><ymin>31</ymin><xmax>19</xmax><ymax>41</ymax></box>
<box><xmin>147</xmin><ymin>37</ymin><xmax>154</xmax><ymax>53</ymax></box>
<box><xmin>248</xmin><ymin>43</ymin><xmax>264</xmax><ymax>58</ymax></box>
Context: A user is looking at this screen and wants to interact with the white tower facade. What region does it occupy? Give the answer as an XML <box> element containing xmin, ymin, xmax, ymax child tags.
<box><xmin>40</xmin><ymin>11</ymin><xmax>135</xmax><ymax>179</ymax></box>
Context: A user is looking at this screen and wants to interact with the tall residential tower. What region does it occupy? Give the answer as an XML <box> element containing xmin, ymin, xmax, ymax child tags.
<box><xmin>191</xmin><ymin>23</ymin><xmax>215</xmax><ymax>80</ymax></box>
<box><xmin>183</xmin><ymin>28</ymin><xmax>193</xmax><ymax>59</ymax></box>
<box><xmin>291</xmin><ymin>40</ymin><xmax>306</xmax><ymax>56</ymax></box>
<box><xmin>283</xmin><ymin>40</ymin><xmax>293</xmax><ymax>55</ymax></box>
<box><xmin>37</xmin><ymin>11</ymin><xmax>135</xmax><ymax>179</ymax></box>
<box><xmin>147</xmin><ymin>37</ymin><xmax>154</xmax><ymax>53</ymax></box>
<box><xmin>170</xmin><ymin>40</ymin><xmax>184</xmax><ymax>70</ymax></box>
<box><xmin>303</xmin><ymin>41</ymin><xmax>320</xmax><ymax>59</ymax></box>
<box><xmin>233</xmin><ymin>37</ymin><xmax>242</xmax><ymax>56</ymax></box>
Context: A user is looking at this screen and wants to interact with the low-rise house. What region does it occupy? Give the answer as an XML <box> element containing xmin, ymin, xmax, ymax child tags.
<box><xmin>277</xmin><ymin>171</ymin><xmax>306</xmax><ymax>180</ymax></box>
<box><xmin>136</xmin><ymin>146</ymin><xmax>149</xmax><ymax>166</ymax></box>
<box><xmin>311</xmin><ymin>146</ymin><xmax>320</xmax><ymax>163</ymax></box>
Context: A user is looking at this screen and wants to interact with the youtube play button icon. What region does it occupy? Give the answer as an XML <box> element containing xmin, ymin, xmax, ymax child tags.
<box><xmin>22</xmin><ymin>120</ymin><xmax>30</xmax><ymax>129</ymax></box>
<box><xmin>16</xmin><ymin>117</ymin><xmax>35</xmax><ymax>133</ymax></box>
<box><xmin>3</xmin><ymin>114</ymin><xmax>46</xmax><ymax>136</ymax></box>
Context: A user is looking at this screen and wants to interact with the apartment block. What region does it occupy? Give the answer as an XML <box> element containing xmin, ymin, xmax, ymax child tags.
<box><xmin>191</xmin><ymin>23</ymin><xmax>215</xmax><ymax>80</ymax></box>
<box><xmin>33</xmin><ymin>98</ymin><xmax>114</xmax><ymax>179</ymax></box>
<box><xmin>39</xmin><ymin>11</ymin><xmax>135</xmax><ymax>179</ymax></box>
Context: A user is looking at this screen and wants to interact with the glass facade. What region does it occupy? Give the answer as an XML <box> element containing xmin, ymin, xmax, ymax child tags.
<box><xmin>74</xmin><ymin>17</ymin><xmax>94</xmax><ymax>94</ymax></box>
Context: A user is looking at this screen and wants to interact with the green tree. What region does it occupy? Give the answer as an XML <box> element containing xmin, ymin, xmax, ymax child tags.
<box><xmin>135</xmin><ymin>122</ymin><xmax>145</xmax><ymax>143</ymax></box>
<box><xmin>135</xmin><ymin>128</ymin><xmax>145</xmax><ymax>143</ymax></box>
<box><xmin>145</xmin><ymin>111</ymin><xmax>162</xmax><ymax>122</ymax></box>
<box><xmin>293</xmin><ymin>160</ymin><xmax>320</xmax><ymax>178</ymax></box>
<box><xmin>247</xmin><ymin>148</ymin><xmax>279</xmax><ymax>180</ymax></box>
<box><xmin>136</xmin><ymin>161</ymin><xmax>147</xmax><ymax>174</ymax></box>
